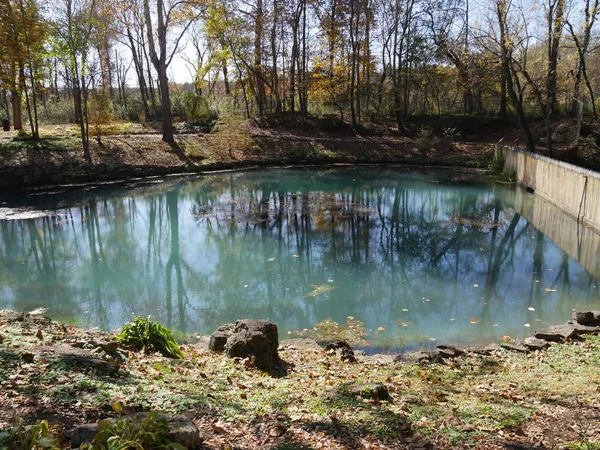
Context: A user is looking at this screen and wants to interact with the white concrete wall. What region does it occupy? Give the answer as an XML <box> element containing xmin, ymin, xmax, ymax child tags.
<box><xmin>498</xmin><ymin>145</ymin><xmax>600</xmax><ymax>233</ymax></box>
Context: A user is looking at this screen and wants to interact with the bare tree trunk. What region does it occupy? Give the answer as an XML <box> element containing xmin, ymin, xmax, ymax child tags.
<box><xmin>126</xmin><ymin>27</ymin><xmax>151</xmax><ymax>119</ymax></box>
<box><xmin>546</xmin><ymin>0</ymin><xmax>565</xmax><ymax>117</ymax></box>
<box><xmin>349</xmin><ymin>0</ymin><xmax>358</xmax><ymax>127</ymax></box>
<box><xmin>254</xmin><ymin>0</ymin><xmax>265</xmax><ymax>114</ymax></box>
<box><xmin>500</xmin><ymin>63</ymin><xmax>507</xmax><ymax>119</ymax></box>
<box><xmin>11</xmin><ymin>89</ymin><xmax>22</xmax><ymax>130</ymax></box>
<box><xmin>143</xmin><ymin>0</ymin><xmax>173</xmax><ymax>143</ymax></box>
<box><xmin>270</xmin><ymin>0</ymin><xmax>281</xmax><ymax>112</ymax></box>
<box><xmin>497</xmin><ymin>0</ymin><xmax>535</xmax><ymax>152</ymax></box>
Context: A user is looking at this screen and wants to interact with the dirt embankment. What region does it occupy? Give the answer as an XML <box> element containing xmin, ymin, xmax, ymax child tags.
<box><xmin>1</xmin><ymin>114</ymin><xmax>598</xmax><ymax>189</ymax></box>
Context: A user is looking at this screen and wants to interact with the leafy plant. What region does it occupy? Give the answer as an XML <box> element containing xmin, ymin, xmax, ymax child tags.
<box><xmin>488</xmin><ymin>154</ymin><xmax>505</xmax><ymax>175</ymax></box>
<box><xmin>442</xmin><ymin>126</ymin><xmax>460</xmax><ymax>143</ymax></box>
<box><xmin>116</xmin><ymin>316</ymin><xmax>184</xmax><ymax>359</ymax></box>
<box><xmin>566</xmin><ymin>443</ymin><xmax>600</xmax><ymax>450</ymax></box>
<box><xmin>501</xmin><ymin>169</ymin><xmax>517</xmax><ymax>182</ymax></box>
<box><xmin>0</xmin><ymin>419</ymin><xmax>61</xmax><ymax>450</ymax></box>
<box><xmin>81</xmin><ymin>411</ymin><xmax>185</xmax><ymax>450</ymax></box>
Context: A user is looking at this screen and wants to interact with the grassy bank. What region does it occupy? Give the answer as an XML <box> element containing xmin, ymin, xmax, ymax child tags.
<box><xmin>1</xmin><ymin>310</ymin><xmax>600</xmax><ymax>449</ymax></box>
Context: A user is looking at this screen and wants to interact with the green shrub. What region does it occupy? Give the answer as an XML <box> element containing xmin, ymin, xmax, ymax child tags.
<box><xmin>182</xmin><ymin>92</ymin><xmax>218</xmax><ymax>124</ymax></box>
<box><xmin>416</xmin><ymin>127</ymin><xmax>434</xmax><ymax>154</ymax></box>
<box><xmin>0</xmin><ymin>419</ymin><xmax>61</xmax><ymax>449</ymax></box>
<box><xmin>81</xmin><ymin>411</ymin><xmax>185</xmax><ymax>450</ymax></box>
<box><xmin>39</xmin><ymin>100</ymin><xmax>76</xmax><ymax>124</ymax></box>
<box><xmin>116</xmin><ymin>316</ymin><xmax>184</xmax><ymax>359</ymax></box>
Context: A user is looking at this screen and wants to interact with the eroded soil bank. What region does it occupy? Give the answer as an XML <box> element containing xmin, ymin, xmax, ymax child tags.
<box><xmin>1</xmin><ymin>310</ymin><xmax>600</xmax><ymax>449</ymax></box>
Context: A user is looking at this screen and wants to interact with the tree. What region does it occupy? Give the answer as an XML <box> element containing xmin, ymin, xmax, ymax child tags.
<box><xmin>142</xmin><ymin>0</ymin><xmax>200</xmax><ymax>144</ymax></box>
<box><xmin>566</xmin><ymin>0</ymin><xmax>599</xmax><ymax>119</ymax></box>
<box><xmin>0</xmin><ymin>0</ymin><xmax>48</xmax><ymax>135</ymax></box>
<box><xmin>494</xmin><ymin>0</ymin><xmax>536</xmax><ymax>152</ymax></box>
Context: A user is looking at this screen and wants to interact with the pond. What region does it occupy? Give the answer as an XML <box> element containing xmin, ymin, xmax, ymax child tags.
<box><xmin>0</xmin><ymin>168</ymin><xmax>599</xmax><ymax>351</ymax></box>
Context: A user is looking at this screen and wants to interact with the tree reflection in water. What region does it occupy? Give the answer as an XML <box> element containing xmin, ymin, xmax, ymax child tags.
<box><xmin>0</xmin><ymin>168</ymin><xmax>598</xmax><ymax>350</ymax></box>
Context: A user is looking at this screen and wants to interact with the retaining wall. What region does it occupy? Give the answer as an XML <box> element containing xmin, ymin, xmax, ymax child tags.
<box><xmin>498</xmin><ymin>145</ymin><xmax>600</xmax><ymax>233</ymax></box>
<box><xmin>513</xmin><ymin>188</ymin><xmax>600</xmax><ymax>278</ymax></box>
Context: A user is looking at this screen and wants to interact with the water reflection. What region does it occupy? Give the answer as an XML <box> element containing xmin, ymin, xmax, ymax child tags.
<box><xmin>0</xmin><ymin>168</ymin><xmax>598</xmax><ymax>349</ymax></box>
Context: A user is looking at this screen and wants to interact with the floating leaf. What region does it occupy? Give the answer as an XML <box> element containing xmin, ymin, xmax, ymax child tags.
<box><xmin>501</xmin><ymin>335</ymin><xmax>514</xmax><ymax>343</ymax></box>
<box><xmin>469</xmin><ymin>317</ymin><xmax>479</xmax><ymax>324</ymax></box>
<box><xmin>545</xmin><ymin>288</ymin><xmax>557</xmax><ymax>292</ymax></box>
<box><xmin>306</xmin><ymin>284</ymin><xmax>336</xmax><ymax>297</ymax></box>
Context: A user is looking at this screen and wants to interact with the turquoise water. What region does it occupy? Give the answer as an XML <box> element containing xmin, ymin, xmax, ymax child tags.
<box><xmin>0</xmin><ymin>168</ymin><xmax>598</xmax><ymax>350</ymax></box>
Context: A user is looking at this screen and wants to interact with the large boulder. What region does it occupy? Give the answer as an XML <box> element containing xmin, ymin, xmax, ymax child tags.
<box><xmin>224</xmin><ymin>319</ymin><xmax>279</xmax><ymax>371</ymax></box>
<box><xmin>208</xmin><ymin>323</ymin><xmax>234</xmax><ymax>352</ymax></box>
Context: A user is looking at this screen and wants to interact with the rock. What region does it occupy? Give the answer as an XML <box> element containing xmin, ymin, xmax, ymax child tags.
<box><xmin>324</xmin><ymin>340</ymin><xmax>352</xmax><ymax>352</ymax></box>
<box><xmin>39</xmin><ymin>345</ymin><xmax>119</xmax><ymax>375</ymax></box>
<box><xmin>99</xmin><ymin>341</ymin><xmax>120</xmax><ymax>354</ymax></box>
<box><xmin>436</xmin><ymin>344</ymin><xmax>465</xmax><ymax>359</ymax></box>
<box><xmin>395</xmin><ymin>350</ymin><xmax>442</xmax><ymax>364</ymax></box>
<box><xmin>71</xmin><ymin>423</ymin><xmax>98</xmax><ymax>448</ymax></box>
<box><xmin>346</xmin><ymin>382</ymin><xmax>392</xmax><ymax>401</ymax></box>
<box><xmin>500</xmin><ymin>343</ymin><xmax>529</xmax><ymax>353</ymax></box>
<box><xmin>336</xmin><ymin>346</ymin><xmax>357</xmax><ymax>363</ymax></box>
<box><xmin>70</xmin><ymin>414</ymin><xmax>202</xmax><ymax>449</ymax></box>
<box><xmin>326</xmin><ymin>382</ymin><xmax>392</xmax><ymax>402</ymax></box>
<box><xmin>534</xmin><ymin>323</ymin><xmax>578</xmax><ymax>341</ymax></box>
<box><xmin>466</xmin><ymin>343</ymin><xmax>501</xmax><ymax>355</ymax></box>
<box><xmin>279</xmin><ymin>338</ymin><xmax>322</xmax><ymax>351</ymax></box>
<box><xmin>209</xmin><ymin>323</ymin><xmax>234</xmax><ymax>352</ymax></box>
<box><xmin>523</xmin><ymin>337</ymin><xmax>550</xmax><ymax>351</ymax></box>
<box><xmin>569</xmin><ymin>321</ymin><xmax>600</xmax><ymax>335</ymax></box>
<box><xmin>368</xmin><ymin>354</ymin><xmax>397</xmax><ymax>365</ymax></box>
<box><xmin>324</xmin><ymin>340</ymin><xmax>356</xmax><ymax>363</ymax></box>
<box><xmin>225</xmin><ymin>319</ymin><xmax>279</xmax><ymax>371</ymax></box>
<box><xmin>572</xmin><ymin>311</ymin><xmax>600</xmax><ymax>325</ymax></box>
